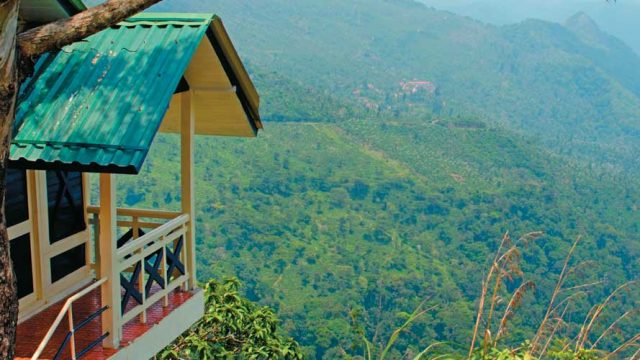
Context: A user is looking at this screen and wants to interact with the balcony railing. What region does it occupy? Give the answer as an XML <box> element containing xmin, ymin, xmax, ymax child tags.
<box><xmin>87</xmin><ymin>207</ymin><xmax>192</xmax><ymax>332</ymax></box>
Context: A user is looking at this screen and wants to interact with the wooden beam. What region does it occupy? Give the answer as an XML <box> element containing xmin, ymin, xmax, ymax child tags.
<box><xmin>99</xmin><ymin>173</ymin><xmax>120</xmax><ymax>348</ymax></box>
<box><xmin>181</xmin><ymin>91</ymin><xmax>197</xmax><ymax>290</ymax></box>
<box><xmin>17</xmin><ymin>0</ymin><xmax>162</xmax><ymax>58</ymax></box>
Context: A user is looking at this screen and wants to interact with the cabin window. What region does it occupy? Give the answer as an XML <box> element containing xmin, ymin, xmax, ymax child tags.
<box><xmin>6</xmin><ymin>169</ymin><xmax>35</xmax><ymax>300</ymax></box>
<box><xmin>6</xmin><ymin>169</ymin><xmax>29</xmax><ymax>227</ymax></box>
<box><xmin>50</xmin><ymin>243</ymin><xmax>86</xmax><ymax>282</ymax></box>
<box><xmin>46</xmin><ymin>170</ymin><xmax>86</xmax><ymax>243</ymax></box>
<box><xmin>10</xmin><ymin>234</ymin><xmax>34</xmax><ymax>299</ymax></box>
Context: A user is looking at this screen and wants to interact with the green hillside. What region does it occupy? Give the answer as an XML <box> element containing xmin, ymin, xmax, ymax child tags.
<box><xmin>117</xmin><ymin>118</ymin><xmax>639</xmax><ymax>357</ymax></box>
<box><xmin>152</xmin><ymin>0</ymin><xmax>640</xmax><ymax>172</ymax></box>
<box><xmin>247</xmin><ymin>64</ymin><xmax>365</xmax><ymax>123</ymax></box>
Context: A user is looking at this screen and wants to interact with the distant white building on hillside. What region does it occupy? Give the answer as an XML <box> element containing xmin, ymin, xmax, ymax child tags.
<box><xmin>400</xmin><ymin>80</ymin><xmax>436</xmax><ymax>94</ymax></box>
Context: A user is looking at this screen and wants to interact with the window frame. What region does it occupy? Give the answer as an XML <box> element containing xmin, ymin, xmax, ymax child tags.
<box><xmin>37</xmin><ymin>171</ymin><xmax>92</xmax><ymax>293</ymax></box>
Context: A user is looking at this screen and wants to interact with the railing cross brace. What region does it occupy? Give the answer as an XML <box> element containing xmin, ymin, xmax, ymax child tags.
<box><xmin>145</xmin><ymin>251</ymin><xmax>165</xmax><ymax>295</ymax></box>
<box><xmin>166</xmin><ymin>236</ymin><xmax>185</xmax><ymax>280</ymax></box>
<box><xmin>120</xmin><ymin>262</ymin><xmax>143</xmax><ymax>313</ymax></box>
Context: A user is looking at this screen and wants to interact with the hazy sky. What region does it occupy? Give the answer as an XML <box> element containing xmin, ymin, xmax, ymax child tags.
<box><xmin>86</xmin><ymin>0</ymin><xmax>640</xmax><ymax>54</ymax></box>
<box><xmin>419</xmin><ymin>0</ymin><xmax>636</xmax><ymax>22</ymax></box>
<box><xmin>418</xmin><ymin>0</ymin><xmax>640</xmax><ymax>53</ymax></box>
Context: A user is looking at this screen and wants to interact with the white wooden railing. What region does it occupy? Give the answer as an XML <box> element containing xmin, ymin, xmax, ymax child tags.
<box><xmin>87</xmin><ymin>206</ymin><xmax>183</xmax><ymax>239</ymax></box>
<box><xmin>31</xmin><ymin>278</ymin><xmax>108</xmax><ymax>360</ymax></box>
<box><xmin>117</xmin><ymin>213</ymin><xmax>191</xmax><ymax>325</ymax></box>
<box><xmin>87</xmin><ymin>207</ymin><xmax>192</xmax><ymax>331</ymax></box>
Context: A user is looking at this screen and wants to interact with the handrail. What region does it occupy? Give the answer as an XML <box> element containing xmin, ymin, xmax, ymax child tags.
<box><xmin>116</xmin><ymin>214</ymin><xmax>189</xmax><ymax>259</ymax></box>
<box><xmin>31</xmin><ymin>278</ymin><xmax>108</xmax><ymax>360</ymax></box>
<box><xmin>86</xmin><ymin>205</ymin><xmax>181</xmax><ymax>219</ymax></box>
<box><xmin>52</xmin><ymin>306</ymin><xmax>109</xmax><ymax>360</ymax></box>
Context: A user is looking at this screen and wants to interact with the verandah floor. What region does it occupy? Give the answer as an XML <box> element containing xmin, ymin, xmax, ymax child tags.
<box><xmin>15</xmin><ymin>286</ymin><xmax>193</xmax><ymax>360</ymax></box>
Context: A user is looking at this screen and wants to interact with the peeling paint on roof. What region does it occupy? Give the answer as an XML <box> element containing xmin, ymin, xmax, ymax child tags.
<box><xmin>11</xmin><ymin>14</ymin><xmax>213</xmax><ymax>174</ymax></box>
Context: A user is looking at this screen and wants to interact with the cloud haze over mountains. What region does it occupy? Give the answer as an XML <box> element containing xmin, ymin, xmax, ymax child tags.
<box><xmin>419</xmin><ymin>0</ymin><xmax>640</xmax><ymax>54</ymax></box>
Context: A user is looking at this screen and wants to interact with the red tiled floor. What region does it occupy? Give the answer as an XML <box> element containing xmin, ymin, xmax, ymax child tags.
<box><xmin>16</xmin><ymin>285</ymin><xmax>193</xmax><ymax>360</ymax></box>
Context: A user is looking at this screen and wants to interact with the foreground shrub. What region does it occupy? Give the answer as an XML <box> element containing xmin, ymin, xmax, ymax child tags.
<box><xmin>159</xmin><ymin>279</ymin><xmax>304</xmax><ymax>359</ymax></box>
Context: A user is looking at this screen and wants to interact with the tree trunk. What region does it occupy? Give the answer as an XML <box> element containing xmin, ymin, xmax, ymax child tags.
<box><xmin>0</xmin><ymin>0</ymin><xmax>19</xmax><ymax>358</ymax></box>
<box><xmin>18</xmin><ymin>0</ymin><xmax>161</xmax><ymax>59</ymax></box>
<box><xmin>0</xmin><ymin>0</ymin><xmax>162</xmax><ymax>357</ymax></box>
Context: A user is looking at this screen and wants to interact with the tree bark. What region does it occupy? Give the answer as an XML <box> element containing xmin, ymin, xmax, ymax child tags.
<box><xmin>0</xmin><ymin>0</ymin><xmax>19</xmax><ymax>358</ymax></box>
<box><xmin>18</xmin><ymin>0</ymin><xmax>161</xmax><ymax>60</ymax></box>
<box><xmin>0</xmin><ymin>0</ymin><xmax>162</xmax><ymax>357</ymax></box>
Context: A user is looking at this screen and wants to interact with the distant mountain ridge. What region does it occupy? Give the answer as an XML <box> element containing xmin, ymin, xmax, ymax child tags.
<box><xmin>566</xmin><ymin>12</ymin><xmax>604</xmax><ymax>42</ymax></box>
<box><xmin>418</xmin><ymin>0</ymin><xmax>640</xmax><ymax>56</ymax></box>
<box><xmin>563</xmin><ymin>12</ymin><xmax>640</xmax><ymax>99</ymax></box>
<box><xmin>152</xmin><ymin>0</ymin><xmax>640</xmax><ymax>172</ymax></box>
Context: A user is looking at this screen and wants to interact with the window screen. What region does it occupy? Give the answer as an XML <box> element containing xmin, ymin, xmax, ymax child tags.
<box><xmin>10</xmin><ymin>234</ymin><xmax>34</xmax><ymax>299</ymax></box>
<box><xmin>46</xmin><ymin>170</ymin><xmax>86</xmax><ymax>243</ymax></box>
<box><xmin>6</xmin><ymin>169</ymin><xmax>29</xmax><ymax>227</ymax></box>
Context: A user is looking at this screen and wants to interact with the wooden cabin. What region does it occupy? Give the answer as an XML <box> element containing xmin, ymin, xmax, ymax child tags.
<box><xmin>9</xmin><ymin>6</ymin><xmax>261</xmax><ymax>360</ymax></box>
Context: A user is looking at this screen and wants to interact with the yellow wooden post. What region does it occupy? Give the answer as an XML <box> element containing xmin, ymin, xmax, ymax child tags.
<box><xmin>33</xmin><ymin>171</ymin><xmax>53</xmax><ymax>296</ymax></box>
<box><xmin>26</xmin><ymin>171</ymin><xmax>44</xmax><ymax>302</ymax></box>
<box><xmin>82</xmin><ymin>173</ymin><xmax>93</xmax><ymax>273</ymax></box>
<box><xmin>99</xmin><ymin>173</ymin><xmax>120</xmax><ymax>348</ymax></box>
<box><xmin>181</xmin><ymin>91</ymin><xmax>196</xmax><ymax>290</ymax></box>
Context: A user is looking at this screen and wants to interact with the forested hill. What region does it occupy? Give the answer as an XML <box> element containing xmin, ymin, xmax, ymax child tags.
<box><xmin>152</xmin><ymin>0</ymin><xmax>640</xmax><ymax>172</ymax></box>
<box><xmin>125</xmin><ymin>120</ymin><xmax>640</xmax><ymax>358</ymax></box>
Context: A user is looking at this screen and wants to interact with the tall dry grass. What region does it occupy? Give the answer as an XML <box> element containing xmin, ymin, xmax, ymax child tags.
<box><xmin>468</xmin><ymin>232</ymin><xmax>640</xmax><ymax>360</ymax></box>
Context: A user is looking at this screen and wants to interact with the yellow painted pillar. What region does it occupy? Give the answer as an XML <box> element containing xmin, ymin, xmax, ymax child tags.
<box><xmin>33</xmin><ymin>171</ymin><xmax>54</xmax><ymax>297</ymax></box>
<box><xmin>181</xmin><ymin>91</ymin><xmax>197</xmax><ymax>290</ymax></box>
<box><xmin>27</xmin><ymin>171</ymin><xmax>44</xmax><ymax>302</ymax></box>
<box><xmin>99</xmin><ymin>173</ymin><xmax>120</xmax><ymax>348</ymax></box>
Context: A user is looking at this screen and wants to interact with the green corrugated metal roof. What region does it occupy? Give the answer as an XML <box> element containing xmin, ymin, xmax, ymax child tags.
<box><xmin>10</xmin><ymin>14</ymin><xmax>214</xmax><ymax>174</ymax></box>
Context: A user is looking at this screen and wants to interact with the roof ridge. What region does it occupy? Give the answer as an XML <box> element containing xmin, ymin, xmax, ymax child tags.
<box><xmin>122</xmin><ymin>12</ymin><xmax>216</xmax><ymax>26</ymax></box>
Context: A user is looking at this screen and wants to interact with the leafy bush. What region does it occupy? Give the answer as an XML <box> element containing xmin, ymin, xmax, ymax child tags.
<box><xmin>159</xmin><ymin>279</ymin><xmax>304</xmax><ymax>359</ymax></box>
